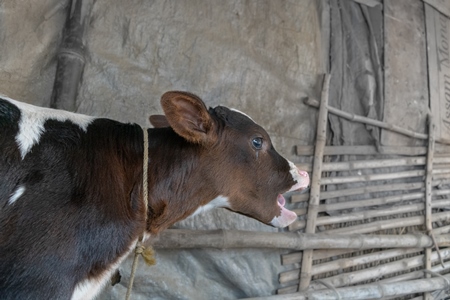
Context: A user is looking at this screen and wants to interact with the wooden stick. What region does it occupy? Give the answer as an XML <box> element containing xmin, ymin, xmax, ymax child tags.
<box><xmin>424</xmin><ymin>115</ymin><xmax>435</xmax><ymax>300</ymax></box>
<box><xmin>432</xmin><ymin>224</ymin><xmax>450</xmax><ymax>235</ymax></box>
<box><xmin>432</xmin><ymin>172</ymin><xmax>450</xmax><ymax>181</ymax></box>
<box><xmin>296</xmin><ymin>144</ymin><xmax>450</xmax><ymax>157</ymax></box>
<box><xmin>291</xmin><ymin>182</ymin><xmax>425</xmax><ymax>203</ymax></box>
<box><xmin>316</xmin><ymin>191</ymin><xmax>424</xmax><ymax>212</ymax></box>
<box><xmin>290</xmin><ymin>202</ymin><xmax>425</xmax><ymax>232</ymax></box>
<box><xmin>289</xmin><ymin>198</ymin><xmax>450</xmax><ymax>232</ymax></box>
<box><xmin>282</xmin><ymin>249</ymin><xmax>357</xmax><ymax>265</ymax></box>
<box><xmin>377</xmin><ymin>260</ymin><xmax>450</xmax><ymax>284</ymax></box>
<box><xmin>291</xmin><ymin>182</ymin><xmax>450</xmax><ymax>205</ymax></box>
<box><xmin>323</xmin><ymin>211</ymin><xmax>450</xmax><ymax>235</ymax></box>
<box><xmin>278</xmin><ymin>259</ymin><xmax>450</xmax><ymax>296</ymax></box>
<box><xmin>291</xmin><ymin>182</ymin><xmax>424</xmax><ymax>203</ymax></box>
<box><xmin>320</xmin><ymin>169</ymin><xmax>425</xmax><ymax>185</ymax></box>
<box><xmin>295</xmin><ymin>145</ymin><xmax>428</xmax><ymax>156</ymax></box>
<box><xmin>307</xmin><ymin>248</ymin><xmax>450</xmax><ymax>291</ymax></box>
<box><xmin>149</xmin><ymin>230</ymin><xmax>450</xmax><ymax>250</ymax></box>
<box><xmin>304</xmin><ymin>98</ymin><xmax>450</xmax><ymax>146</ymax></box>
<box><xmin>297</xmin><ymin>156</ymin><xmax>426</xmax><ymax>172</ymax></box>
<box><xmin>260</xmin><ymin>273</ymin><xmax>450</xmax><ymax>300</ymax></box>
<box><xmin>298</xmin><ymin>158</ymin><xmax>450</xmax><ymax>174</ymax></box>
<box><xmin>299</xmin><ymin>74</ymin><xmax>331</xmax><ymax>291</ymax></box>
<box><xmin>279</xmin><ymin>248</ymin><xmax>420</xmax><ymax>283</ymax></box>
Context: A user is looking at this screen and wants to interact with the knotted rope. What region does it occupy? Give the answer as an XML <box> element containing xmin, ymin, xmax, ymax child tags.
<box><xmin>125</xmin><ymin>128</ymin><xmax>156</xmax><ymax>300</ymax></box>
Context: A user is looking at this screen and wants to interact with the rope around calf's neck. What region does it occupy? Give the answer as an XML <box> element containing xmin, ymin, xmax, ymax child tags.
<box><xmin>125</xmin><ymin>128</ymin><xmax>155</xmax><ymax>300</ymax></box>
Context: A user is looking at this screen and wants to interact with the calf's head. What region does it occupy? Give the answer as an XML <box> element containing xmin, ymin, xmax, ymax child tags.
<box><xmin>150</xmin><ymin>91</ymin><xmax>309</xmax><ymax>228</ymax></box>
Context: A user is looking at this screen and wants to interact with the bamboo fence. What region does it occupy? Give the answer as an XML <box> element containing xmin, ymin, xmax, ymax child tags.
<box><xmin>298</xmin><ymin>73</ymin><xmax>331</xmax><ymax>291</ymax></box>
<box><xmin>272</xmin><ymin>83</ymin><xmax>450</xmax><ymax>299</ymax></box>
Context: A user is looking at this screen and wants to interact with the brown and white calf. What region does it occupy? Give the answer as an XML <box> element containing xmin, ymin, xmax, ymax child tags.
<box><xmin>0</xmin><ymin>91</ymin><xmax>309</xmax><ymax>299</ymax></box>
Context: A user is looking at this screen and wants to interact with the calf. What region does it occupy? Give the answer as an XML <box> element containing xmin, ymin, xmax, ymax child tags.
<box><xmin>0</xmin><ymin>91</ymin><xmax>309</xmax><ymax>299</ymax></box>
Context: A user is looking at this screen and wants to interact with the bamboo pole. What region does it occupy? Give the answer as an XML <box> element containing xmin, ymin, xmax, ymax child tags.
<box><xmin>305</xmin><ymin>98</ymin><xmax>445</xmax><ymax>143</ymax></box>
<box><xmin>298</xmin><ymin>158</ymin><xmax>450</xmax><ymax>174</ymax></box>
<box><xmin>323</xmin><ymin>211</ymin><xmax>450</xmax><ymax>235</ymax></box>
<box><xmin>424</xmin><ymin>115</ymin><xmax>435</xmax><ymax>300</ymax></box>
<box><xmin>280</xmin><ymin>253</ymin><xmax>450</xmax><ymax>294</ymax></box>
<box><xmin>299</xmin><ymin>74</ymin><xmax>331</xmax><ymax>291</ymax></box>
<box><xmin>433</xmin><ymin>224</ymin><xmax>450</xmax><ymax>235</ymax></box>
<box><xmin>149</xmin><ymin>230</ymin><xmax>450</xmax><ymax>250</ymax></box>
<box><xmin>290</xmin><ymin>181</ymin><xmax>425</xmax><ymax>204</ymax></box>
<box><xmin>377</xmin><ymin>260</ymin><xmax>450</xmax><ymax>285</ymax></box>
<box><xmin>291</xmin><ymin>182</ymin><xmax>425</xmax><ymax>204</ymax></box>
<box><xmin>290</xmin><ymin>198</ymin><xmax>450</xmax><ymax>232</ymax></box>
<box><xmin>291</xmin><ymin>182</ymin><xmax>424</xmax><ymax>203</ymax></box>
<box><xmin>307</xmin><ymin>248</ymin><xmax>450</xmax><ymax>291</ymax></box>
<box><xmin>290</xmin><ymin>202</ymin><xmax>424</xmax><ymax>232</ymax></box>
<box><xmin>296</xmin><ymin>156</ymin><xmax>426</xmax><ymax>173</ymax></box>
<box><xmin>282</xmin><ymin>249</ymin><xmax>354</xmax><ymax>265</ymax></box>
<box><xmin>295</xmin><ymin>145</ymin><xmax>428</xmax><ymax>156</ymax></box>
<box><xmin>320</xmin><ymin>169</ymin><xmax>425</xmax><ymax>185</ymax></box>
<box><xmin>296</xmin><ymin>145</ymin><xmax>450</xmax><ymax>157</ymax></box>
<box><xmin>291</xmin><ymin>183</ymin><xmax>450</xmax><ymax>206</ymax></box>
<box><xmin>248</xmin><ymin>273</ymin><xmax>450</xmax><ymax>300</ymax></box>
<box><xmin>317</xmin><ymin>191</ymin><xmax>423</xmax><ymax>212</ymax></box>
<box><xmin>279</xmin><ymin>248</ymin><xmax>420</xmax><ymax>283</ymax></box>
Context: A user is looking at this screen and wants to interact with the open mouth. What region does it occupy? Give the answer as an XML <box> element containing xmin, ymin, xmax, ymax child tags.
<box><xmin>270</xmin><ymin>166</ymin><xmax>310</xmax><ymax>228</ymax></box>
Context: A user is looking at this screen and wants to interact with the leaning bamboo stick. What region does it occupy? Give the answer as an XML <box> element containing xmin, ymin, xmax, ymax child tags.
<box><xmin>290</xmin><ymin>198</ymin><xmax>450</xmax><ymax>232</ymax></box>
<box><xmin>320</xmin><ymin>169</ymin><xmax>425</xmax><ymax>185</ymax></box>
<box><xmin>279</xmin><ymin>248</ymin><xmax>420</xmax><ymax>283</ymax></box>
<box><xmin>291</xmin><ymin>182</ymin><xmax>424</xmax><ymax>203</ymax></box>
<box><xmin>292</xmin><ymin>182</ymin><xmax>427</xmax><ymax>204</ymax></box>
<box><xmin>323</xmin><ymin>211</ymin><xmax>450</xmax><ymax>235</ymax></box>
<box><xmin>295</xmin><ymin>145</ymin><xmax>428</xmax><ymax>156</ymax></box>
<box><xmin>297</xmin><ymin>156</ymin><xmax>426</xmax><ymax>172</ymax></box>
<box><xmin>257</xmin><ymin>273</ymin><xmax>450</xmax><ymax>300</ymax></box>
<box><xmin>296</xmin><ymin>144</ymin><xmax>450</xmax><ymax>157</ymax></box>
<box><xmin>317</xmin><ymin>191</ymin><xmax>424</xmax><ymax>212</ymax></box>
<box><xmin>377</xmin><ymin>259</ymin><xmax>450</xmax><ymax>285</ymax></box>
<box><xmin>424</xmin><ymin>115</ymin><xmax>435</xmax><ymax>300</ymax></box>
<box><xmin>307</xmin><ymin>248</ymin><xmax>450</xmax><ymax>291</ymax></box>
<box><xmin>318</xmin><ymin>191</ymin><xmax>424</xmax><ymax>212</ymax></box>
<box><xmin>149</xmin><ymin>231</ymin><xmax>450</xmax><ymax>250</ymax></box>
<box><xmin>432</xmin><ymin>172</ymin><xmax>450</xmax><ymax>181</ymax></box>
<box><xmin>289</xmin><ymin>202</ymin><xmax>425</xmax><ymax>232</ymax></box>
<box><xmin>433</xmin><ymin>225</ymin><xmax>450</xmax><ymax>235</ymax></box>
<box><xmin>305</xmin><ymin>98</ymin><xmax>443</xmax><ymax>144</ymax></box>
<box><xmin>299</xmin><ymin>74</ymin><xmax>331</xmax><ymax>291</ymax></box>
<box><xmin>282</xmin><ymin>249</ymin><xmax>357</xmax><ymax>266</ymax></box>
<box><xmin>297</xmin><ymin>156</ymin><xmax>426</xmax><ymax>173</ymax></box>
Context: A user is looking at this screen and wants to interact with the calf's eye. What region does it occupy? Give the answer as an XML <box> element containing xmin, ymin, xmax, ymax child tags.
<box><xmin>252</xmin><ymin>137</ymin><xmax>263</xmax><ymax>149</ymax></box>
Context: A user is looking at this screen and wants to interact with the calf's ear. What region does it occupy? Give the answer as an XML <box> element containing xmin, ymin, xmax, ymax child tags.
<box><xmin>160</xmin><ymin>91</ymin><xmax>216</xmax><ymax>144</ymax></box>
<box><xmin>149</xmin><ymin>115</ymin><xmax>171</xmax><ymax>128</ymax></box>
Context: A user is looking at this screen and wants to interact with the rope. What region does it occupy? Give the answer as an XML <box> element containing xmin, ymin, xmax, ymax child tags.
<box><xmin>125</xmin><ymin>128</ymin><xmax>155</xmax><ymax>300</ymax></box>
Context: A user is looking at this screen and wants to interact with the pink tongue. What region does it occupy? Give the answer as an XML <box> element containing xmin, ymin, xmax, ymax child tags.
<box><xmin>277</xmin><ymin>194</ymin><xmax>286</xmax><ymax>206</ymax></box>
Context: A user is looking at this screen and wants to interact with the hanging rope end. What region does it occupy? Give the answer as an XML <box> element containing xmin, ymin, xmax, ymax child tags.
<box><xmin>142</xmin><ymin>246</ymin><xmax>156</xmax><ymax>266</ymax></box>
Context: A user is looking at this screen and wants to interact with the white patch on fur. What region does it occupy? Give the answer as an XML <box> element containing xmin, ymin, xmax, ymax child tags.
<box><xmin>190</xmin><ymin>195</ymin><xmax>230</xmax><ymax>217</ymax></box>
<box><xmin>270</xmin><ymin>215</ymin><xmax>292</xmax><ymax>228</ymax></box>
<box><xmin>287</xmin><ymin>160</ymin><xmax>310</xmax><ymax>192</ymax></box>
<box><xmin>230</xmin><ymin>108</ymin><xmax>254</xmax><ymax>122</ymax></box>
<box><xmin>71</xmin><ymin>239</ymin><xmax>137</xmax><ymax>300</ymax></box>
<box><xmin>2</xmin><ymin>96</ymin><xmax>94</xmax><ymax>159</ymax></box>
<box><xmin>270</xmin><ymin>216</ymin><xmax>282</xmax><ymax>227</ymax></box>
<box><xmin>8</xmin><ymin>186</ymin><xmax>25</xmax><ymax>205</ymax></box>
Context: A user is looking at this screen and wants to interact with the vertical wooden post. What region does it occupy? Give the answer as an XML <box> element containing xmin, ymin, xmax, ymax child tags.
<box><xmin>424</xmin><ymin>114</ymin><xmax>435</xmax><ymax>300</ymax></box>
<box><xmin>298</xmin><ymin>74</ymin><xmax>331</xmax><ymax>291</ymax></box>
